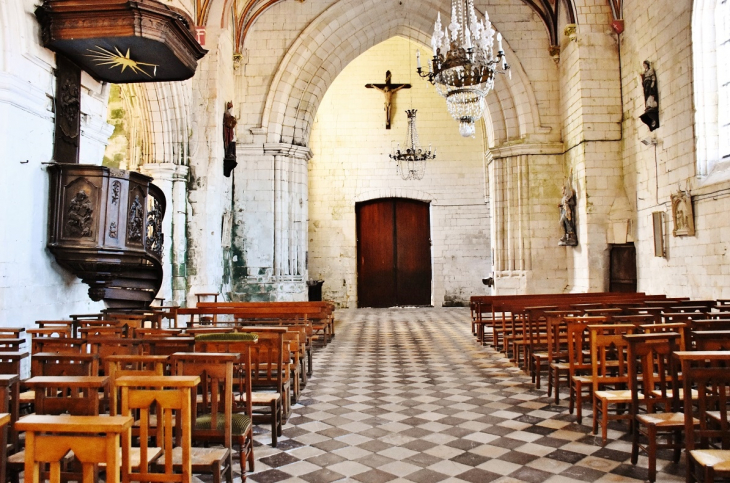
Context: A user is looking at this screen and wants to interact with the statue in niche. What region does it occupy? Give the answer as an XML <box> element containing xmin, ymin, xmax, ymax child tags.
<box><xmin>223</xmin><ymin>101</ymin><xmax>237</xmax><ymax>177</ymax></box>
<box><xmin>671</xmin><ymin>187</ymin><xmax>694</xmax><ymax>236</ymax></box>
<box><xmin>640</xmin><ymin>60</ymin><xmax>660</xmax><ymax>131</ymax></box>
<box><xmin>558</xmin><ymin>184</ymin><xmax>578</xmax><ymax>246</ymax></box>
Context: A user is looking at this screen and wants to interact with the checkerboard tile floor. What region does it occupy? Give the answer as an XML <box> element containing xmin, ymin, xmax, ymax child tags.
<box><xmin>238</xmin><ymin>308</ymin><xmax>686</xmax><ymax>483</ymax></box>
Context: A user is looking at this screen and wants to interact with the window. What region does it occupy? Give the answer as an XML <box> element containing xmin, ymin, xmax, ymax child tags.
<box><xmin>693</xmin><ymin>0</ymin><xmax>730</xmax><ymax>176</ymax></box>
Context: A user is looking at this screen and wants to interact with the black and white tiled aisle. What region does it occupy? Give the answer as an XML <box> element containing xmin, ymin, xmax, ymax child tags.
<box><xmin>243</xmin><ymin>308</ymin><xmax>685</xmax><ymax>483</ymax></box>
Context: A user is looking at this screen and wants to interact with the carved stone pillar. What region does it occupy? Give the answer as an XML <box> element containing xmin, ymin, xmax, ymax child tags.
<box><xmin>489</xmin><ymin>143</ymin><xmax>566</xmax><ymax>294</ymax></box>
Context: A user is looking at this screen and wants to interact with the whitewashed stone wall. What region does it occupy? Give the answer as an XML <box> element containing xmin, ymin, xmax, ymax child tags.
<box><xmin>0</xmin><ymin>1</ymin><xmax>112</xmax><ymax>371</ymax></box>
<box><xmin>185</xmin><ymin>28</ymin><xmax>237</xmax><ymax>302</ymax></box>
<box><xmin>558</xmin><ymin>7</ymin><xmax>626</xmax><ymax>292</ymax></box>
<box><xmin>307</xmin><ymin>37</ymin><xmax>491</xmax><ymax>307</ymax></box>
<box><xmin>621</xmin><ymin>0</ymin><xmax>730</xmax><ymax>299</ymax></box>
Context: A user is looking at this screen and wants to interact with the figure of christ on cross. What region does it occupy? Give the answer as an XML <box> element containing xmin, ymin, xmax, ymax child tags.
<box><xmin>365</xmin><ymin>70</ymin><xmax>411</xmax><ymax>129</ymax></box>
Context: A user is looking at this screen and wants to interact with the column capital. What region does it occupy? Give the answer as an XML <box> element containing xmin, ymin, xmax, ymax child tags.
<box><xmin>141</xmin><ymin>163</ymin><xmax>189</xmax><ymax>182</ymax></box>
<box><xmin>264</xmin><ymin>143</ymin><xmax>312</xmax><ymax>162</ymax></box>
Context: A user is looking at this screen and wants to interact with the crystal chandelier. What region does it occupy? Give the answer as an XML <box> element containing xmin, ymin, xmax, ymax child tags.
<box><xmin>389</xmin><ymin>110</ymin><xmax>436</xmax><ymax>180</ymax></box>
<box><xmin>417</xmin><ymin>0</ymin><xmax>510</xmax><ymax>137</ymax></box>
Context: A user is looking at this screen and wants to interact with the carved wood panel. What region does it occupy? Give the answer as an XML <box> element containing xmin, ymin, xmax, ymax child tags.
<box><xmin>62</xmin><ymin>177</ymin><xmax>99</xmax><ymax>242</ymax></box>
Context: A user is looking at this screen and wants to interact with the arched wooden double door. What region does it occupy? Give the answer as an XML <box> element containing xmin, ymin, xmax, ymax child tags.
<box><xmin>356</xmin><ymin>198</ymin><xmax>432</xmax><ymax>307</ymax></box>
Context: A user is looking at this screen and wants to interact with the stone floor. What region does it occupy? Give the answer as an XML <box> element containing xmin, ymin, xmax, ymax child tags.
<box><xmin>241</xmin><ymin>307</ymin><xmax>686</xmax><ymax>483</ymax></box>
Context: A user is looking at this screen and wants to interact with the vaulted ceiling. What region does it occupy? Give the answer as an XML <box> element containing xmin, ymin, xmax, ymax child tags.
<box><xmin>195</xmin><ymin>0</ymin><xmax>623</xmax><ymax>53</ymax></box>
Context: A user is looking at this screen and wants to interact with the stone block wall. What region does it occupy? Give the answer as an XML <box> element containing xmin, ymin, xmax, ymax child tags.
<box><xmin>620</xmin><ymin>0</ymin><xmax>730</xmax><ymax>299</ymax></box>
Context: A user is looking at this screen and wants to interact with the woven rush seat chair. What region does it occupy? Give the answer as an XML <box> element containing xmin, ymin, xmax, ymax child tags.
<box><xmin>171</xmin><ymin>352</ymin><xmax>255</xmax><ymax>479</ymax></box>
<box><xmin>194</xmin><ymin>332</ymin><xmax>285</xmax><ymax>447</ymax></box>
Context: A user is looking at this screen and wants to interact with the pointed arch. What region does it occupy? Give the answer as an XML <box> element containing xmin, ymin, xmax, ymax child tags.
<box><xmin>261</xmin><ymin>0</ymin><xmax>550</xmax><ymax>149</ymax></box>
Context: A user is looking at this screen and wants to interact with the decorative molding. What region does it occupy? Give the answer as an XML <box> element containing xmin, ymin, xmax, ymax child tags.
<box><xmin>264</xmin><ymin>143</ymin><xmax>313</xmax><ymax>161</ymax></box>
<box><xmin>354</xmin><ymin>188</ymin><xmax>436</xmax><ymax>204</ymax></box>
<box><xmin>111</xmin><ymin>181</ymin><xmax>121</xmax><ymax>205</ymax></box>
<box><xmin>489</xmin><ymin>142</ymin><xmax>565</xmax><ymax>159</ymax></box>
<box><xmin>141</xmin><ymin>163</ymin><xmax>190</xmax><ymax>182</ymax></box>
<box><xmin>0</xmin><ymin>73</ymin><xmax>53</xmax><ymax>120</ymax></box>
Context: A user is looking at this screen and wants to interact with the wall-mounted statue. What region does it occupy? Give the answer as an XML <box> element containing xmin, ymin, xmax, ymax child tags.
<box><xmin>559</xmin><ymin>184</ymin><xmax>578</xmax><ymax>246</ymax></box>
<box><xmin>640</xmin><ymin>60</ymin><xmax>660</xmax><ymax>131</ymax></box>
<box><xmin>671</xmin><ymin>187</ymin><xmax>695</xmax><ymax>236</ymax></box>
<box><xmin>223</xmin><ymin>101</ymin><xmax>237</xmax><ymax>177</ymax></box>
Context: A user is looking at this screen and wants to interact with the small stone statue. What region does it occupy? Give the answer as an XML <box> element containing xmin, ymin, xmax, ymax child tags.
<box><xmin>223</xmin><ymin>101</ymin><xmax>237</xmax><ymax>177</ymax></box>
<box><xmin>640</xmin><ymin>60</ymin><xmax>660</xmax><ymax>131</ymax></box>
<box><xmin>558</xmin><ymin>185</ymin><xmax>578</xmax><ymax>246</ymax></box>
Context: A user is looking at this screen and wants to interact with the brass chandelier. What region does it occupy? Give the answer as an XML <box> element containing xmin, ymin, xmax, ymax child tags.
<box><xmin>417</xmin><ymin>0</ymin><xmax>510</xmax><ymax>137</ymax></box>
<box><xmin>389</xmin><ymin>110</ymin><xmax>436</xmax><ymax>180</ymax></box>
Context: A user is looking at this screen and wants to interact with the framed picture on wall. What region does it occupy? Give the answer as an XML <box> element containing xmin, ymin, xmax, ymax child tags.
<box><xmin>652</xmin><ymin>211</ymin><xmax>665</xmax><ymax>257</ymax></box>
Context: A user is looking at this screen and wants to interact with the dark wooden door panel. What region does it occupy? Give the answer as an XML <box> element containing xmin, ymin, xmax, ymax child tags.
<box><xmin>357</xmin><ymin>200</ymin><xmax>396</xmax><ymax>307</ymax></box>
<box><xmin>395</xmin><ymin>199</ymin><xmax>431</xmax><ymax>306</ymax></box>
<box><xmin>610</xmin><ymin>244</ymin><xmax>637</xmax><ymax>293</ymax></box>
<box><xmin>356</xmin><ymin>198</ymin><xmax>432</xmax><ymax>308</ymax></box>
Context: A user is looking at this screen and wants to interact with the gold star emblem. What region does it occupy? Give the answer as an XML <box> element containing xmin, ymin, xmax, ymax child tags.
<box><xmin>86</xmin><ymin>47</ymin><xmax>158</xmax><ymax>77</ymax></box>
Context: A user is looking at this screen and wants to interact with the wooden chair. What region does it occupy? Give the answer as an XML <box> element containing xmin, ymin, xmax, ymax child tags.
<box><xmin>89</xmin><ymin>338</ymin><xmax>141</xmax><ymax>363</ymax></box>
<box><xmin>171</xmin><ymin>352</ymin><xmax>254</xmax><ymax>479</ymax></box>
<box><xmin>0</xmin><ymin>378</ymin><xmax>17</xmax><ymax>483</ymax></box>
<box><xmin>21</xmin><ymin>353</ymin><xmax>100</xmax><ymax>407</ymax></box>
<box><xmin>0</xmin><ymin>328</ymin><xmax>24</xmax><ymax>339</ymax></box>
<box><xmin>0</xmin><ymin>339</ymin><xmax>25</xmax><ymax>352</ymax></box>
<box><xmin>116</xmin><ymin>375</ymin><xmax>200</xmax><ymax>483</ymax></box>
<box><xmin>691</xmin><ymin>329</ymin><xmax>730</xmax><ymax>351</ymax></box>
<box><xmin>194</xmin><ymin>333</ymin><xmax>283</xmax><ymax>447</ymax></box>
<box><xmin>676</xmin><ymin>351</ymin><xmax>730</xmax><ymax>483</ymax></box>
<box><xmin>543</xmin><ymin>310</ymin><xmax>576</xmax><ymax>401</ymax></box>
<box><xmin>17</xmin><ymin>415</ymin><xmax>131</xmax><ymax>483</ymax></box>
<box><xmin>0</xmin><ymin>352</ymin><xmax>27</xmax><ymax>449</ymax></box>
<box><xmin>30</xmin><ymin>353</ymin><xmax>99</xmax><ymax>378</ymax></box>
<box><xmin>590</xmin><ymin>323</ymin><xmax>635</xmax><ymax>444</ymax></box>
<box><xmin>624</xmin><ymin>332</ymin><xmax>686</xmax><ymax>482</ymax></box>
<box><xmin>566</xmin><ymin>316</ymin><xmax>609</xmax><ymax>423</ymax></box>
<box><xmin>140</xmin><ymin>337</ymin><xmax>195</xmax><ymax>356</ymax></box>
<box><xmin>9</xmin><ymin>375</ymin><xmax>109</xmax><ymax>483</ymax></box>
<box><xmin>235</xmin><ymin>329</ymin><xmax>291</xmax><ymax>421</ymax></box>
<box><xmin>26</xmin><ymin>376</ymin><xmax>108</xmax><ymax>416</ymax></box>
<box><xmin>104</xmin><ymin>355</ymin><xmax>168</xmax><ymax>416</ymax></box>
<box><xmin>134</xmin><ymin>329</ymin><xmax>183</xmax><ymax>339</ymax></box>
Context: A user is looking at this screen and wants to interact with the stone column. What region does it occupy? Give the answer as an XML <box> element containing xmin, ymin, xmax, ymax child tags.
<box><xmin>141</xmin><ymin>163</ymin><xmax>189</xmax><ymax>305</ymax></box>
<box><xmin>231</xmin><ymin>141</ymin><xmax>310</xmax><ymax>301</ymax></box>
<box><xmin>489</xmin><ymin>143</ymin><xmax>566</xmax><ymax>294</ymax></box>
<box><xmin>559</xmin><ymin>24</ymin><xmax>628</xmax><ymax>291</ymax></box>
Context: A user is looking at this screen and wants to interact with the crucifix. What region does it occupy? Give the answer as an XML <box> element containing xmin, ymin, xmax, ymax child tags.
<box><xmin>365</xmin><ymin>70</ymin><xmax>411</xmax><ymax>129</ymax></box>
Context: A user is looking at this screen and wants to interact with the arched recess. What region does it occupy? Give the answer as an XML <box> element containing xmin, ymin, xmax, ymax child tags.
<box><xmin>103</xmin><ymin>81</ymin><xmax>192</xmax><ymax>170</ymax></box>
<box><xmin>354</xmin><ymin>188</ymin><xmax>436</xmax><ymax>205</ymax></box>
<box><xmin>261</xmin><ymin>0</ymin><xmax>549</xmax><ymax>149</ymax></box>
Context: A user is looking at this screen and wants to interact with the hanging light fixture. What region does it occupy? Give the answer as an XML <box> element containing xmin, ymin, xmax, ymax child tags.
<box><xmin>417</xmin><ymin>0</ymin><xmax>510</xmax><ymax>137</ymax></box>
<box><xmin>389</xmin><ymin>110</ymin><xmax>436</xmax><ymax>180</ymax></box>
